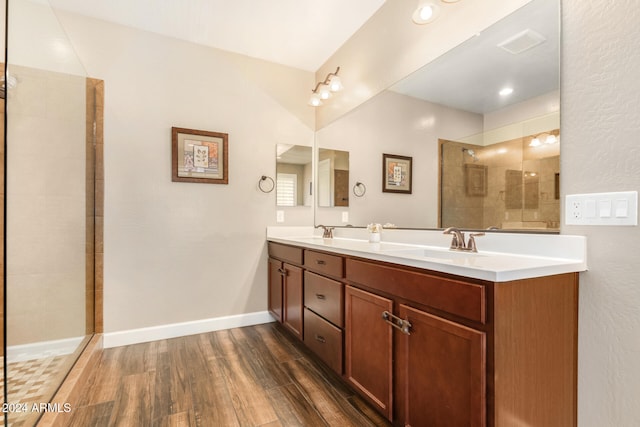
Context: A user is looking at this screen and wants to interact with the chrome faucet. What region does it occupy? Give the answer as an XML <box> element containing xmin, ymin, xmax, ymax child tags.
<box><xmin>443</xmin><ymin>227</ymin><xmax>484</xmax><ymax>252</ymax></box>
<box><xmin>316</xmin><ymin>224</ymin><xmax>334</xmax><ymax>239</ymax></box>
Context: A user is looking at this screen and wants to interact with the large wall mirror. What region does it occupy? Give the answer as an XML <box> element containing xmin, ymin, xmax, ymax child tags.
<box><xmin>315</xmin><ymin>0</ymin><xmax>560</xmax><ymax>232</ymax></box>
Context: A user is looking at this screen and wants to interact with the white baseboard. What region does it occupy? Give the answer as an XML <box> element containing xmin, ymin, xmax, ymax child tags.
<box><xmin>6</xmin><ymin>336</ymin><xmax>86</xmax><ymax>362</ymax></box>
<box><xmin>103</xmin><ymin>311</ymin><xmax>275</xmax><ymax>348</ymax></box>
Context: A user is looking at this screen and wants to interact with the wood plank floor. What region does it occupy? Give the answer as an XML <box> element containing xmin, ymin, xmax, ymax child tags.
<box><xmin>53</xmin><ymin>322</ymin><xmax>391</xmax><ymax>427</ymax></box>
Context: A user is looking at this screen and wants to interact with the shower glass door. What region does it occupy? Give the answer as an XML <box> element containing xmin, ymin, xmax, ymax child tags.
<box><xmin>3</xmin><ymin>0</ymin><xmax>95</xmax><ymax>425</ymax></box>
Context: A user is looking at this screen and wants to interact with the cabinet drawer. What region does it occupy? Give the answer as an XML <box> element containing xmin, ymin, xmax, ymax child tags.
<box><xmin>304</xmin><ymin>308</ymin><xmax>343</xmax><ymax>375</ymax></box>
<box><xmin>304</xmin><ymin>250</ymin><xmax>344</xmax><ymax>278</ymax></box>
<box><xmin>304</xmin><ymin>271</ymin><xmax>344</xmax><ymax>327</ymax></box>
<box><xmin>268</xmin><ymin>242</ymin><xmax>303</xmax><ymax>265</ymax></box>
<box><xmin>346</xmin><ymin>258</ymin><xmax>486</xmax><ymax>324</ymax></box>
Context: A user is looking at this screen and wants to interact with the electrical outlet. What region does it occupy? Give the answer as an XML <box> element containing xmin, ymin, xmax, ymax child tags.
<box><xmin>566</xmin><ymin>192</ymin><xmax>637</xmax><ymax>225</ymax></box>
<box><xmin>571</xmin><ymin>200</ymin><xmax>582</xmax><ymax>219</ymax></box>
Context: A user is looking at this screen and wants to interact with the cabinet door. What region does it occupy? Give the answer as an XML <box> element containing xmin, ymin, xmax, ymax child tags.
<box><xmin>268</xmin><ymin>258</ymin><xmax>283</xmax><ymax>322</ymax></box>
<box><xmin>397</xmin><ymin>304</ymin><xmax>486</xmax><ymax>427</ymax></box>
<box><xmin>283</xmin><ymin>263</ymin><xmax>304</xmax><ymax>339</ymax></box>
<box><xmin>345</xmin><ymin>285</ymin><xmax>393</xmax><ymax>420</ymax></box>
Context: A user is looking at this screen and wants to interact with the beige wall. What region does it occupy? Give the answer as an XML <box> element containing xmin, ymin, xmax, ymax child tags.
<box><xmin>562</xmin><ymin>1</ymin><xmax>640</xmax><ymax>425</ymax></box>
<box><xmin>55</xmin><ymin>12</ymin><xmax>315</xmax><ymax>333</ymax></box>
<box><xmin>6</xmin><ymin>65</ymin><xmax>87</xmax><ymax>344</ymax></box>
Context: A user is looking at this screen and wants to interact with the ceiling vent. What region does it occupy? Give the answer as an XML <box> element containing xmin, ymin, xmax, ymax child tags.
<box><xmin>497</xmin><ymin>29</ymin><xmax>546</xmax><ymax>54</ymax></box>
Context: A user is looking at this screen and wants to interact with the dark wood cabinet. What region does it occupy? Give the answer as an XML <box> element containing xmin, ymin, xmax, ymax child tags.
<box><xmin>267</xmin><ymin>258</ymin><xmax>283</xmax><ymax>322</ymax></box>
<box><xmin>303</xmin><ymin>250</ymin><xmax>345</xmax><ymax>375</ymax></box>
<box><xmin>282</xmin><ymin>263</ymin><xmax>303</xmax><ymax>339</ymax></box>
<box><xmin>267</xmin><ymin>240</ymin><xmax>578</xmax><ymax>427</ymax></box>
<box><xmin>268</xmin><ymin>243</ymin><xmax>304</xmax><ymax>340</ymax></box>
<box><xmin>396</xmin><ymin>304</ymin><xmax>486</xmax><ymax>427</ymax></box>
<box><xmin>304</xmin><ymin>308</ymin><xmax>343</xmax><ymax>373</ymax></box>
<box><xmin>345</xmin><ymin>286</ymin><xmax>486</xmax><ymax>426</ymax></box>
<box><xmin>345</xmin><ymin>285</ymin><xmax>393</xmax><ymax>419</ymax></box>
<box><xmin>304</xmin><ymin>271</ymin><xmax>343</xmax><ymax>327</ymax></box>
<box><xmin>268</xmin><ymin>258</ymin><xmax>304</xmax><ymax>339</ymax></box>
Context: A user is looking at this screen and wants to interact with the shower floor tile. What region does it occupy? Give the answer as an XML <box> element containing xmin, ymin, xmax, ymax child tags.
<box><xmin>1</xmin><ymin>355</ymin><xmax>70</xmax><ymax>427</ymax></box>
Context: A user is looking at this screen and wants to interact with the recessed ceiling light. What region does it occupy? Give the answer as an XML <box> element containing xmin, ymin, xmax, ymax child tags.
<box><xmin>412</xmin><ymin>1</ymin><xmax>440</xmax><ymax>24</ymax></box>
<box><xmin>499</xmin><ymin>87</ymin><xmax>514</xmax><ymax>96</ymax></box>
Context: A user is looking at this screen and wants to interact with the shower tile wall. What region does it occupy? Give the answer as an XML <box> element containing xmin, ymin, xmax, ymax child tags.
<box><xmin>6</xmin><ymin>65</ymin><xmax>87</xmax><ymax>347</ymax></box>
<box><xmin>440</xmin><ymin>142</ymin><xmax>484</xmax><ymax>228</ymax></box>
<box><xmin>441</xmin><ymin>135</ymin><xmax>560</xmax><ymax>230</ymax></box>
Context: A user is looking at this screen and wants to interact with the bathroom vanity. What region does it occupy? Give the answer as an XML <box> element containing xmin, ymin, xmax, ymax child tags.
<box><xmin>267</xmin><ymin>227</ymin><xmax>586</xmax><ymax>427</ymax></box>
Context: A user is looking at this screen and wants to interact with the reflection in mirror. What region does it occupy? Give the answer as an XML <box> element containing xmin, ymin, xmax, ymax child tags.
<box><xmin>276</xmin><ymin>144</ymin><xmax>312</xmax><ymax>207</ymax></box>
<box><xmin>314</xmin><ymin>0</ymin><xmax>559</xmax><ymax>231</ymax></box>
<box><xmin>440</xmin><ymin>128</ymin><xmax>560</xmax><ymax>231</ymax></box>
<box><xmin>317</xmin><ymin>148</ymin><xmax>349</xmax><ymax>207</ymax></box>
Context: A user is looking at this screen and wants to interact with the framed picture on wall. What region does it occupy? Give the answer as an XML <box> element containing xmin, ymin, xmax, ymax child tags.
<box><xmin>382</xmin><ymin>153</ymin><xmax>412</xmax><ymax>194</ymax></box>
<box><xmin>172</xmin><ymin>127</ymin><xmax>228</xmax><ymax>184</ymax></box>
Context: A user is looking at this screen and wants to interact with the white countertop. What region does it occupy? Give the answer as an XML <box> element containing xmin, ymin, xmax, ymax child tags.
<box><xmin>266</xmin><ymin>227</ymin><xmax>588</xmax><ymax>282</ymax></box>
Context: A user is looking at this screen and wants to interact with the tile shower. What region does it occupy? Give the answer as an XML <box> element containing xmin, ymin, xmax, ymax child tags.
<box><xmin>440</xmin><ymin>133</ymin><xmax>560</xmax><ymax>231</ymax></box>
<box><xmin>2</xmin><ymin>0</ymin><xmax>103</xmax><ymax>423</ymax></box>
<box><xmin>2</xmin><ymin>64</ymin><xmax>98</xmax><ymax>427</ymax></box>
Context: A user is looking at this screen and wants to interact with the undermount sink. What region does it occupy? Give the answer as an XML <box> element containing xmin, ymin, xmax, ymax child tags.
<box><xmin>382</xmin><ymin>247</ymin><xmax>487</xmax><ymax>260</ymax></box>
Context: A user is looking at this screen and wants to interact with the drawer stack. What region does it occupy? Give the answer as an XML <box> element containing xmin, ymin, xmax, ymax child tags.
<box><xmin>303</xmin><ymin>249</ymin><xmax>345</xmax><ymax>374</ymax></box>
<box><xmin>267</xmin><ymin>243</ymin><xmax>345</xmax><ymax>375</ymax></box>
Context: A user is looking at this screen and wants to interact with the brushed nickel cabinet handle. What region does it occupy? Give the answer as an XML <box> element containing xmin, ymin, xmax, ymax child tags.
<box><xmin>382</xmin><ymin>310</ymin><xmax>412</xmax><ymax>335</ymax></box>
<box><xmin>315</xmin><ymin>293</ymin><xmax>326</xmax><ymax>300</ymax></box>
<box><xmin>315</xmin><ymin>334</ymin><xmax>326</xmax><ymax>343</ymax></box>
<box><xmin>316</xmin><ymin>260</ymin><xmax>326</xmax><ymax>265</ymax></box>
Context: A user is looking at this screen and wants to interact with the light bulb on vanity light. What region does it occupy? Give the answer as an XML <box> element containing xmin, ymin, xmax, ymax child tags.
<box><xmin>328</xmin><ymin>75</ymin><xmax>343</xmax><ymax>92</ymax></box>
<box><xmin>308</xmin><ymin>92</ymin><xmax>323</xmax><ymax>107</ymax></box>
<box><xmin>318</xmin><ymin>83</ymin><xmax>332</xmax><ymax>100</ymax></box>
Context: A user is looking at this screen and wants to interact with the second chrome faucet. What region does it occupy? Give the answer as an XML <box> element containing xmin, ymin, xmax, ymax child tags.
<box><xmin>443</xmin><ymin>227</ymin><xmax>484</xmax><ymax>252</ymax></box>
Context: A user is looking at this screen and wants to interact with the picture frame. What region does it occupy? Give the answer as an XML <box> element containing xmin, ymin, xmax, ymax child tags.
<box><xmin>382</xmin><ymin>153</ymin><xmax>412</xmax><ymax>194</ymax></box>
<box><xmin>172</xmin><ymin>127</ymin><xmax>228</xmax><ymax>184</ymax></box>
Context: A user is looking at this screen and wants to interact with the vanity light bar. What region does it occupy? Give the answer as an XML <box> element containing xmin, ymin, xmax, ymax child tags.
<box><xmin>309</xmin><ymin>67</ymin><xmax>342</xmax><ymax>107</ymax></box>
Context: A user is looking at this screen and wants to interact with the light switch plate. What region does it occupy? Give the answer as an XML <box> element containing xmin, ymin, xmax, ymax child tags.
<box><xmin>565</xmin><ymin>191</ymin><xmax>637</xmax><ymax>226</ymax></box>
<box><xmin>276</xmin><ymin>210</ymin><xmax>285</xmax><ymax>223</ymax></box>
<box><xmin>342</xmin><ymin>211</ymin><xmax>349</xmax><ymax>223</ymax></box>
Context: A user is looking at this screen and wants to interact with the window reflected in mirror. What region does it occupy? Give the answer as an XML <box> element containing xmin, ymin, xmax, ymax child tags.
<box><xmin>276</xmin><ymin>144</ymin><xmax>312</xmax><ymax>207</ymax></box>
<box><xmin>318</xmin><ymin>148</ymin><xmax>349</xmax><ymax>207</ymax></box>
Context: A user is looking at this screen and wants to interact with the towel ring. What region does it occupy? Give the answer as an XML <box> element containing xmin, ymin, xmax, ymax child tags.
<box><xmin>353</xmin><ymin>181</ymin><xmax>366</xmax><ymax>197</ymax></box>
<box><xmin>259</xmin><ymin>175</ymin><xmax>275</xmax><ymax>193</ymax></box>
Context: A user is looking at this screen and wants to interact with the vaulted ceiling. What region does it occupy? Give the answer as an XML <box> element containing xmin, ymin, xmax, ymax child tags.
<box><xmin>49</xmin><ymin>0</ymin><xmax>387</xmax><ymax>71</ymax></box>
